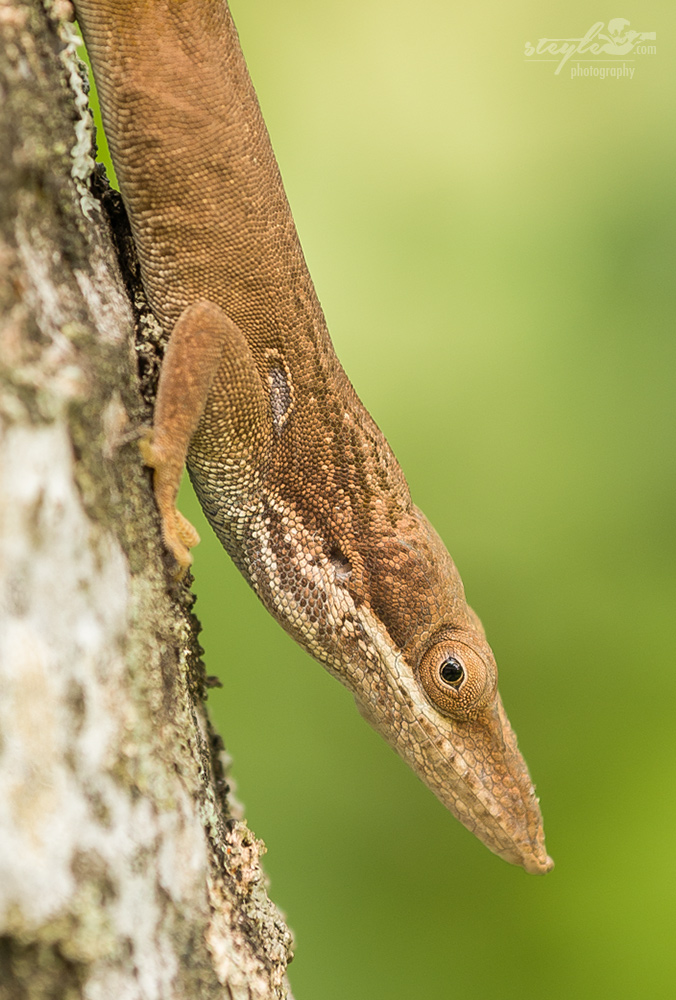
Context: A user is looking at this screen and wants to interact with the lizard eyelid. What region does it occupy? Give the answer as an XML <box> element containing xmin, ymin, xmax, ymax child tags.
<box><xmin>418</xmin><ymin>638</ymin><xmax>494</xmax><ymax>719</ymax></box>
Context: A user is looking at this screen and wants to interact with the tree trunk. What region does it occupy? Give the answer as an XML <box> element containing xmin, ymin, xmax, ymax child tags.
<box><xmin>0</xmin><ymin>1</ymin><xmax>294</xmax><ymax>996</ymax></box>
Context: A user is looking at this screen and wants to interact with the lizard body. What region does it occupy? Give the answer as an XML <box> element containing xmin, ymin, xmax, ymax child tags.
<box><xmin>74</xmin><ymin>0</ymin><xmax>552</xmax><ymax>874</ymax></box>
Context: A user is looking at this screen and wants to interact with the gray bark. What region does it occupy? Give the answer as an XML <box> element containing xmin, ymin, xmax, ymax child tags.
<box><xmin>0</xmin><ymin>1</ymin><xmax>294</xmax><ymax>996</ymax></box>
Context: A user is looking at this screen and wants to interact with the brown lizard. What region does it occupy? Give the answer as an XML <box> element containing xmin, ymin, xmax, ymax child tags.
<box><xmin>74</xmin><ymin>0</ymin><xmax>552</xmax><ymax>874</ymax></box>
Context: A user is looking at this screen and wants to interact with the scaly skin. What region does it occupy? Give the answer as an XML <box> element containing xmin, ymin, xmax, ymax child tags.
<box><xmin>75</xmin><ymin>0</ymin><xmax>552</xmax><ymax>874</ymax></box>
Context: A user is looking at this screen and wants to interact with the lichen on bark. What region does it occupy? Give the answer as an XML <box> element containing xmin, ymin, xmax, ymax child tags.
<box><xmin>0</xmin><ymin>2</ymin><xmax>294</xmax><ymax>997</ymax></box>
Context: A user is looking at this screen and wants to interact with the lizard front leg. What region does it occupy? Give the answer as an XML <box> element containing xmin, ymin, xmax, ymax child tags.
<box><xmin>140</xmin><ymin>300</ymin><xmax>272</xmax><ymax>574</ymax></box>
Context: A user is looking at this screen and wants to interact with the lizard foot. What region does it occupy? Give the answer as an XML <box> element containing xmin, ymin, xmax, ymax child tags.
<box><xmin>139</xmin><ymin>429</ymin><xmax>199</xmax><ymax>579</ymax></box>
<box><xmin>161</xmin><ymin>508</ymin><xmax>199</xmax><ymax>580</ymax></box>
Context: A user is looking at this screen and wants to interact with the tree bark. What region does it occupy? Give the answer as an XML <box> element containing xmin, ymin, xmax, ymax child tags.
<box><xmin>0</xmin><ymin>1</ymin><xmax>294</xmax><ymax>996</ymax></box>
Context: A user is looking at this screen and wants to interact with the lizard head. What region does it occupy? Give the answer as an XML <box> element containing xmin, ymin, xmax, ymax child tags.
<box><xmin>349</xmin><ymin>509</ymin><xmax>553</xmax><ymax>874</ymax></box>
<box><xmin>244</xmin><ymin>495</ymin><xmax>552</xmax><ymax>873</ymax></box>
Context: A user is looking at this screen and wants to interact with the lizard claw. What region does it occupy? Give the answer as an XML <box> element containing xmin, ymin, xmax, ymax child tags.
<box><xmin>138</xmin><ymin>430</ymin><xmax>199</xmax><ymax>579</ymax></box>
<box><xmin>163</xmin><ymin>509</ymin><xmax>198</xmax><ymax>580</ymax></box>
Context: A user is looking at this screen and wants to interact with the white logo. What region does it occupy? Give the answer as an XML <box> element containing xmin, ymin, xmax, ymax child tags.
<box><xmin>524</xmin><ymin>19</ymin><xmax>657</xmax><ymax>78</ymax></box>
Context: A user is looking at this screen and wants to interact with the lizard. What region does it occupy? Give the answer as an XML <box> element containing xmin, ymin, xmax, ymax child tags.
<box><xmin>73</xmin><ymin>0</ymin><xmax>553</xmax><ymax>875</ymax></box>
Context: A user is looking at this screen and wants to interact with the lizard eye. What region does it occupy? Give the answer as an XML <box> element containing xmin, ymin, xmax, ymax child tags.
<box><xmin>439</xmin><ymin>656</ymin><xmax>464</xmax><ymax>687</ymax></box>
<box><xmin>418</xmin><ymin>635</ymin><xmax>496</xmax><ymax>719</ymax></box>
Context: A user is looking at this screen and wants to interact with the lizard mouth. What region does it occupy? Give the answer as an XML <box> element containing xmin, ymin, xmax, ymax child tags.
<box><xmin>355</xmin><ymin>670</ymin><xmax>552</xmax><ymax>874</ymax></box>
<box><xmin>516</xmin><ymin>848</ymin><xmax>555</xmax><ymax>875</ymax></box>
<box><xmin>432</xmin><ymin>696</ymin><xmax>554</xmax><ymax>875</ymax></box>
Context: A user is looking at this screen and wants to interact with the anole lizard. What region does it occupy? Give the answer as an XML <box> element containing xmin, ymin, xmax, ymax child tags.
<box><xmin>74</xmin><ymin>0</ymin><xmax>552</xmax><ymax>874</ymax></box>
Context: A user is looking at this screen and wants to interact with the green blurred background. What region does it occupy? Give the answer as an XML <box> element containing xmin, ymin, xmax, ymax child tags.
<box><xmin>83</xmin><ymin>1</ymin><xmax>675</xmax><ymax>996</ymax></box>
